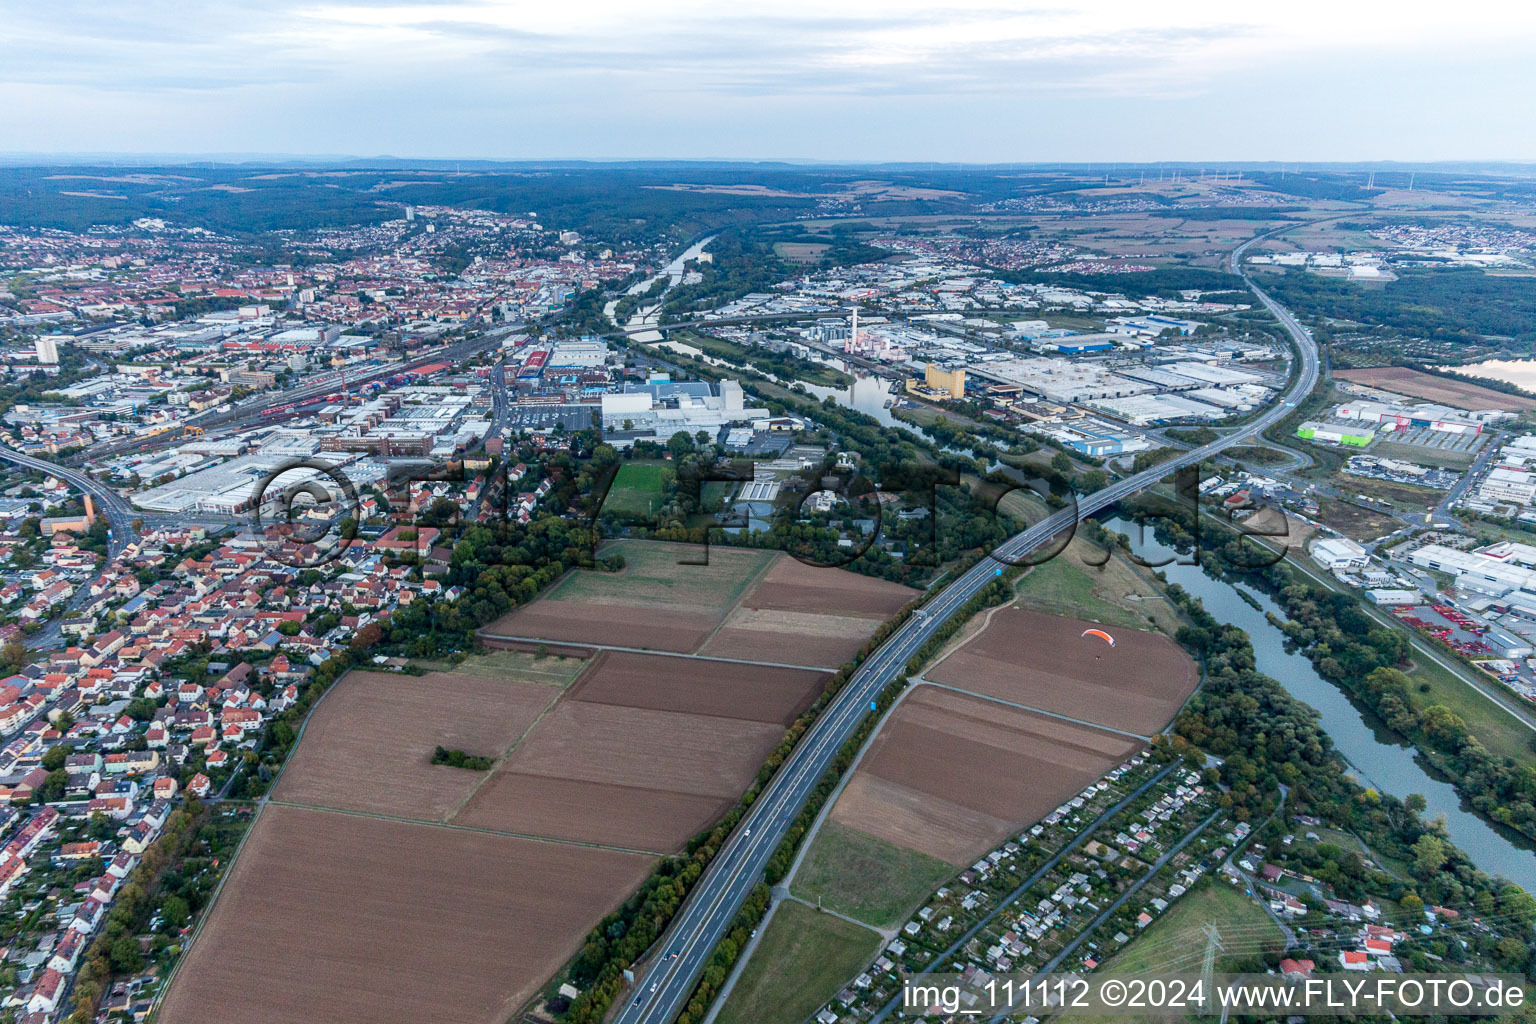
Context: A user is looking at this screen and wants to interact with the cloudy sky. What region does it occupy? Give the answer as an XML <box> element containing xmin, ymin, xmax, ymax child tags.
<box><xmin>3</xmin><ymin>0</ymin><xmax>1532</xmax><ymax>162</ymax></box>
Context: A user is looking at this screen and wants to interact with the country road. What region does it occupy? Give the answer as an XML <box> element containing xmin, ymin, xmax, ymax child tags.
<box><xmin>611</xmin><ymin>229</ymin><xmax>1320</xmax><ymax>1024</ymax></box>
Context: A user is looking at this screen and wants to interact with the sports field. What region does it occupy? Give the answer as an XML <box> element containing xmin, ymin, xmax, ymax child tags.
<box><xmin>602</xmin><ymin>460</ymin><xmax>674</xmax><ymax>517</ymax></box>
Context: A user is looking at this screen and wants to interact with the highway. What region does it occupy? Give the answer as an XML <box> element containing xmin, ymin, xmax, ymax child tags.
<box><xmin>0</xmin><ymin>443</ymin><xmax>147</xmax><ymax>650</ymax></box>
<box><xmin>613</xmin><ymin>230</ymin><xmax>1319</xmax><ymax>1024</ymax></box>
<box><xmin>0</xmin><ymin>444</ymin><xmax>140</xmax><ymax>560</ymax></box>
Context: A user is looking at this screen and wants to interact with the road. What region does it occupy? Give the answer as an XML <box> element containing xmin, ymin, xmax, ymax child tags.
<box><xmin>0</xmin><ymin>444</ymin><xmax>139</xmax><ymax>559</ymax></box>
<box><xmin>0</xmin><ymin>443</ymin><xmax>146</xmax><ymax>649</ymax></box>
<box><xmin>613</xmin><ymin>231</ymin><xmax>1320</xmax><ymax>1024</ymax></box>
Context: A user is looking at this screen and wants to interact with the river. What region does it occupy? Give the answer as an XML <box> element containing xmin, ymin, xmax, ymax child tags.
<box><xmin>1101</xmin><ymin>516</ymin><xmax>1536</xmax><ymax>890</ymax></box>
<box><xmin>605</xmin><ymin>235</ymin><xmax>717</xmax><ymax>342</ymax></box>
<box><xmin>798</xmin><ymin>375</ymin><xmax>905</xmax><ymax>429</ymax></box>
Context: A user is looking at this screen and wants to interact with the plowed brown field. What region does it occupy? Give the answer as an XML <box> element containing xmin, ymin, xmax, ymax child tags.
<box><xmin>830</xmin><ymin>688</ymin><xmax>1141</xmax><ymax>864</ymax></box>
<box><xmin>482</xmin><ymin>541</ymin><xmax>917</xmax><ymax>664</ymax></box>
<box><xmin>158</xmin><ymin>805</ymin><xmax>653</xmax><ymax>1024</ymax></box>
<box><xmin>743</xmin><ymin>557</ymin><xmax>918</xmax><ymax>617</ymax></box>
<box><xmin>568</xmin><ymin>651</ymin><xmax>826</xmax><ymax>724</ymax></box>
<box><xmin>169</xmin><ymin>540</ymin><xmax>921</xmax><ymax>1022</ymax></box>
<box><xmin>488</xmin><ymin>701</ymin><xmax>783</xmax><ymax>796</ymax></box>
<box><xmin>454</xmin><ymin>774</ymin><xmax>730</xmax><ymax>852</ymax></box>
<box><xmin>928</xmin><ymin>607</ymin><xmax>1197</xmax><ymax>736</ymax></box>
<box><xmin>486</xmin><ymin>602</ymin><xmax>719</xmax><ymax>653</ymax></box>
<box><xmin>274</xmin><ymin>670</ymin><xmax>556</xmax><ymax>820</ymax></box>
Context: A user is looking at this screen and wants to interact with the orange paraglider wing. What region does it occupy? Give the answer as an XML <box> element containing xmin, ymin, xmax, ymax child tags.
<box><xmin>1081</xmin><ymin>628</ymin><xmax>1115</xmax><ymax>647</ymax></box>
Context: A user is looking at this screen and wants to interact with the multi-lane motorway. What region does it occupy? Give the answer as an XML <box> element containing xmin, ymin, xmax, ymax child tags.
<box><xmin>613</xmin><ymin>232</ymin><xmax>1319</xmax><ymax>1024</ymax></box>
<box><xmin>0</xmin><ymin>443</ymin><xmax>148</xmax><ymax>650</ymax></box>
<box><xmin>0</xmin><ymin>444</ymin><xmax>140</xmax><ymax>559</ymax></box>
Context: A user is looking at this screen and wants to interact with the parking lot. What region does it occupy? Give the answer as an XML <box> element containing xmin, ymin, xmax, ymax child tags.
<box><xmin>1392</xmin><ymin>601</ymin><xmax>1536</xmax><ymax>697</ymax></box>
<box><xmin>503</xmin><ymin>405</ymin><xmax>599</xmax><ymax>432</ymax></box>
<box><xmin>1383</xmin><ymin>426</ymin><xmax>1486</xmax><ymax>456</ymax></box>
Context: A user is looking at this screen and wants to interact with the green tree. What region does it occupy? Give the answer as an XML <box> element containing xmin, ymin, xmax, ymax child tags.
<box><xmin>108</xmin><ymin>935</ymin><xmax>143</xmax><ymax>974</ymax></box>
<box><xmin>0</xmin><ymin>641</ymin><xmax>26</xmax><ymax>674</ymax></box>
<box><xmin>668</xmin><ymin>431</ymin><xmax>696</xmax><ymax>460</ymax></box>
<box><xmin>161</xmin><ymin>895</ymin><xmax>190</xmax><ymax>931</ymax></box>
<box><xmin>37</xmin><ymin>769</ymin><xmax>67</xmax><ymax>803</ymax></box>
<box><xmin>1412</xmin><ymin>834</ymin><xmax>1448</xmax><ymax>878</ymax></box>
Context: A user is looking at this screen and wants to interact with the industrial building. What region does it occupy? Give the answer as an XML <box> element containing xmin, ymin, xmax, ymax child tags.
<box><xmin>1031</xmin><ymin>334</ymin><xmax>1119</xmax><ymax>355</ymax></box>
<box><xmin>1407</xmin><ymin>544</ymin><xmax>1536</xmax><ymax>600</ymax></box>
<box><xmin>1297</xmin><ymin>420</ymin><xmax>1375</xmax><ymax>447</ymax></box>
<box><xmin>906</xmin><ymin>364</ymin><xmax>967</xmax><ymax>400</ymax></box>
<box><xmin>1311</xmin><ymin>537</ymin><xmax>1369</xmax><ymax>572</ymax></box>
<box><xmin>547</xmin><ymin>339</ymin><xmax>610</xmax><ymax>370</ymax></box>
<box><xmin>599</xmin><ymin>378</ymin><xmax>769</xmax><ymax>444</ymax></box>
<box><xmin>1334</xmin><ymin>400</ymin><xmax>1505</xmax><ymax>435</ymax></box>
<box><xmin>1479</xmin><ymin>467</ymin><xmax>1536</xmax><ymax>506</ymax></box>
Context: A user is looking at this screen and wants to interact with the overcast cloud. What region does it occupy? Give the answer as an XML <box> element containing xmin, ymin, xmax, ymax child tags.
<box><xmin>1</xmin><ymin>1</ymin><xmax>1531</xmax><ymax>161</ymax></box>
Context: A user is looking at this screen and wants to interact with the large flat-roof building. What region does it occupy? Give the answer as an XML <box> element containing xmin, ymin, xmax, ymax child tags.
<box><xmin>599</xmin><ymin>378</ymin><xmax>768</xmax><ymax>443</ymax></box>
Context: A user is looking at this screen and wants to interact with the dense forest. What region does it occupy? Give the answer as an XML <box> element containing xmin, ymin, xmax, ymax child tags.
<box><xmin>1264</xmin><ymin>266</ymin><xmax>1536</xmax><ymax>345</ymax></box>
<box><xmin>1246</xmin><ymin>171</ymin><xmax>1384</xmax><ymax>201</ymax></box>
<box><xmin>993</xmin><ymin>264</ymin><xmax>1250</xmax><ymax>299</ymax></box>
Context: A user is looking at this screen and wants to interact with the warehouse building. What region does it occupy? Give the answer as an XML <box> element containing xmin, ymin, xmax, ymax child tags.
<box><xmin>1297</xmin><ymin>420</ymin><xmax>1375</xmax><ymax>447</ymax></box>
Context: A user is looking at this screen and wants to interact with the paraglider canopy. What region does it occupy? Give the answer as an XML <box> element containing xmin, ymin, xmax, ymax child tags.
<box><xmin>1081</xmin><ymin>628</ymin><xmax>1115</xmax><ymax>647</ymax></box>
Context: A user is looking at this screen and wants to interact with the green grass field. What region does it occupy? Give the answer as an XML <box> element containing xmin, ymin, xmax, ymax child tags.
<box><xmin>548</xmin><ymin>538</ymin><xmax>775</xmax><ymax>610</ymax></box>
<box><xmin>1067</xmin><ymin>880</ymin><xmax>1283</xmax><ymax>1024</ymax></box>
<box><xmin>1013</xmin><ymin>555</ymin><xmax>1150</xmax><ymax>630</ymax></box>
<box><xmin>715</xmin><ymin>900</ymin><xmax>882</xmax><ymax>1024</ymax></box>
<box><xmin>790</xmin><ymin>821</ymin><xmax>955</xmax><ymax>930</ymax></box>
<box><xmin>1098</xmin><ymin>880</ymin><xmax>1282</xmax><ymax>976</ymax></box>
<box><xmin>408</xmin><ymin>649</ymin><xmax>588</xmax><ymax>688</ymax></box>
<box><xmin>601</xmin><ymin>460</ymin><xmax>673</xmax><ymax>517</ymax></box>
<box><xmin>1404</xmin><ymin>653</ymin><xmax>1536</xmax><ymax>763</ymax></box>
